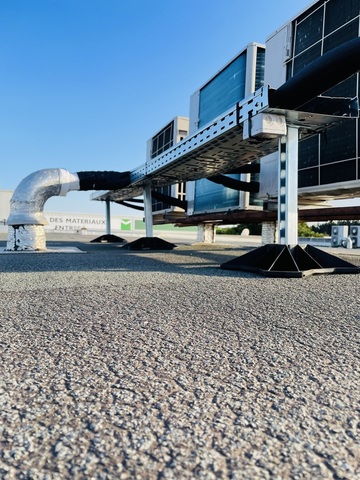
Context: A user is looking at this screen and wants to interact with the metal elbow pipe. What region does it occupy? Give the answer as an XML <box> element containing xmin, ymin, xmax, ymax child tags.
<box><xmin>6</xmin><ymin>168</ymin><xmax>131</xmax><ymax>251</ymax></box>
<box><xmin>6</xmin><ymin>168</ymin><xmax>80</xmax><ymax>251</ymax></box>
<box><xmin>7</xmin><ymin>168</ymin><xmax>80</xmax><ymax>227</ymax></box>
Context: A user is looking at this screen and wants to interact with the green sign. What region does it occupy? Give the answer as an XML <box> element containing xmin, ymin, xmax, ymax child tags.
<box><xmin>120</xmin><ymin>219</ymin><xmax>131</xmax><ymax>231</ymax></box>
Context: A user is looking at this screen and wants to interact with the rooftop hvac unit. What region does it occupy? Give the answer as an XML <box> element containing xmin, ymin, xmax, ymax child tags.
<box><xmin>146</xmin><ymin>116</ymin><xmax>189</xmax><ymax>216</ymax></box>
<box><xmin>187</xmin><ymin>42</ymin><xmax>266</xmax><ymax>214</ymax></box>
<box><xmin>331</xmin><ymin>225</ymin><xmax>348</xmax><ymax>247</ymax></box>
<box><xmin>349</xmin><ymin>225</ymin><xmax>360</xmax><ymax>248</ymax></box>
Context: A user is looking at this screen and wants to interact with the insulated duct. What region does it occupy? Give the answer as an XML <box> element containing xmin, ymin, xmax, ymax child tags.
<box><xmin>6</xmin><ymin>168</ymin><xmax>130</xmax><ymax>251</ymax></box>
<box><xmin>270</xmin><ymin>37</ymin><xmax>360</xmax><ymax>110</ymax></box>
<box><xmin>207</xmin><ymin>174</ymin><xmax>259</xmax><ymax>193</ymax></box>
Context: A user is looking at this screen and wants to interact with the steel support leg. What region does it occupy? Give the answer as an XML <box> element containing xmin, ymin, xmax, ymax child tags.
<box><xmin>105</xmin><ymin>198</ymin><xmax>111</xmax><ymax>235</ymax></box>
<box><xmin>278</xmin><ymin>126</ymin><xmax>299</xmax><ymax>245</ymax></box>
<box><xmin>144</xmin><ymin>183</ymin><xmax>153</xmax><ymax>238</ymax></box>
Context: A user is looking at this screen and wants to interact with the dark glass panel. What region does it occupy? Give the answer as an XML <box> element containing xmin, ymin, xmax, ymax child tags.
<box><xmin>324</xmin><ymin>0</ymin><xmax>360</xmax><ymax>35</ymax></box>
<box><xmin>151</xmin><ymin>138</ymin><xmax>158</xmax><ymax>158</ymax></box>
<box><xmin>295</xmin><ymin>7</ymin><xmax>324</xmax><ymax>55</ymax></box>
<box><xmin>320</xmin><ymin>159</ymin><xmax>356</xmax><ymax>184</ymax></box>
<box><xmin>293</xmin><ymin>43</ymin><xmax>322</xmax><ymax>74</ymax></box>
<box><xmin>323</xmin><ymin>74</ymin><xmax>357</xmax><ymax>97</ymax></box>
<box><xmin>151</xmin><ymin>121</ymin><xmax>174</xmax><ymax>158</ymax></box>
<box><xmin>296</xmin><ymin>1</ymin><xmax>324</xmax><ymax>23</ymax></box>
<box><xmin>320</xmin><ymin>121</ymin><xmax>356</xmax><ymax>164</ymax></box>
<box><xmin>286</xmin><ymin>61</ymin><xmax>293</xmax><ymax>81</ymax></box>
<box><xmin>158</xmin><ymin>132</ymin><xmax>164</xmax><ymax>150</ymax></box>
<box><xmin>299</xmin><ymin>135</ymin><xmax>319</xmax><ymax>169</ymax></box>
<box><xmin>152</xmin><ymin>185</ymin><xmax>172</xmax><ymax>212</ymax></box>
<box><xmin>164</xmin><ymin>126</ymin><xmax>171</xmax><ymax>146</ymax></box>
<box><xmin>323</xmin><ymin>19</ymin><xmax>359</xmax><ymax>53</ymax></box>
<box><xmin>299</xmin><ymin>167</ymin><xmax>319</xmax><ymax>188</ymax></box>
<box><xmin>255</xmin><ymin>48</ymin><xmax>265</xmax><ymax>90</ymax></box>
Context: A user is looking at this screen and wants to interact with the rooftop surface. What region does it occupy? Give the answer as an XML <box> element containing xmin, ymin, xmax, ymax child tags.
<box><xmin>0</xmin><ymin>233</ymin><xmax>359</xmax><ymax>478</ymax></box>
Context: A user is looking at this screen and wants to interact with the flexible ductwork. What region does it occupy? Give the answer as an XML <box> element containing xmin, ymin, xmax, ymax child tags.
<box><xmin>6</xmin><ymin>168</ymin><xmax>130</xmax><ymax>251</ymax></box>
<box><xmin>270</xmin><ymin>37</ymin><xmax>360</xmax><ymax>110</ymax></box>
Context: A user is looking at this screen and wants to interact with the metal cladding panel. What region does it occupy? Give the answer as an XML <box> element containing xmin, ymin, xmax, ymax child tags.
<box><xmin>259</xmin><ymin>152</ymin><xmax>278</xmax><ymax>199</ymax></box>
<box><xmin>189</xmin><ymin>91</ymin><xmax>200</xmax><ymax>135</ymax></box>
<box><xmin>265</xmin><ymin>23</ymin><xmax>292</xmax><ymax>88</ymax></box>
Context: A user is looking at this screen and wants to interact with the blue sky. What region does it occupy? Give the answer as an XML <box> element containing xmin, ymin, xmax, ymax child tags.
<box><xmin>0</xmin><ymin>0</ymin><xmax>313</xmax><ymax>214</ymax></box>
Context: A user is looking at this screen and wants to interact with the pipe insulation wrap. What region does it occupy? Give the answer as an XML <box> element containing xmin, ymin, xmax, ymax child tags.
<box><xmin>7</xmin><ymin>168</ymin><xmax>80</xmax><ymax>226</ymax></box>
<box><xmin>6</xmin><ymin>225</ymin><xmax>46</xmax><ymax>251</ymax></box>
<box><xmin>59</xmin><ymin>169</ymin><xmax>81</xmax><ymax>196</ymax></box>
<box><xmin>270</xmin><ymin>37</ymin><xmax>360</xmax><ymax>110</ymax></box>
<box><xmin>76</xmin><ymin>171</ymin><xmax>131</xmax><ymax>191</ymax></box>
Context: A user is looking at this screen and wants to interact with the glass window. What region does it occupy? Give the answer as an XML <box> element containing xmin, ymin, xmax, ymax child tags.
<box><xmin>151</xmin><ymin>122</ymin><xmax>174</xmax><ymax>158</ymax></box>
<box><xmin>320</xmin><ymin>121</ymin><xmax>357</xmax><ymax>164</ymax></box>
<box><xmin>199</xmin><ymin>53</ymin><xmax>246</xmax><ymax>128</ymax></box>
<box><xmin>255</xmin><ymin>48</ymin><xmax>265</xmax><ymax>90</ymax></box>
<box><xmin>320</xmin><ymin>159</ymin><xmax>357</xmax><ymax>184</ymax></box>
<box><xmin>294</xmin><ymin>7</ymin><xmax>324</xmax><ymax>55</ymax></box>
<box><xmin>293</xmin><ymin>42</ymin><xmax>322</xmax><ymax>74</ymax></box>
<box><xmin>299</xmin><ymin>135</ymin><xmax>319</xmax><ymax>169</ymax></box>
<box><xmin>152</xmin><ymin>185</ymin><xmax>172</xmax><ymax>211</ymax></box>
<box><xmin>323</xmin><ymin>19</ymin><xmax>359</xmax><ymax>53</ymax></box>
<box><xmin>323</xmin><ymin>74</ymin><xmax>357</xmax><ymax>97</ymax></box>
<box><xmin>299</xmin><ymin>167</ymin><xmax>319</xmax><ymax>188</ymax></box>
<box><xmin>324</xmin><ymin>0</ymin><xmax>360</xmax><ymax>36</ymax></box>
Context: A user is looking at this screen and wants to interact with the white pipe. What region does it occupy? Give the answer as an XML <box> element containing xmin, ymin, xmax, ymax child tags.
<box><xmin>6</xmin><ymin>168</ymin><xmax>80</xmax><ymax>251</ymax></box>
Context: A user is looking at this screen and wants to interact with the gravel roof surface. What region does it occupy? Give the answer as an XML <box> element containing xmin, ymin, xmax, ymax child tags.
<box><xmin>0</xmin><ymin>236</ymin><xmax>359</xmax><ymax>479</ymax></box>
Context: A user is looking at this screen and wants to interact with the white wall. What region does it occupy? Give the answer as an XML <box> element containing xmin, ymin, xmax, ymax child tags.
<box><xmin>0</xmin><ymin>190</ymin><xmax>12</xmax><ymax>223</ymax></box>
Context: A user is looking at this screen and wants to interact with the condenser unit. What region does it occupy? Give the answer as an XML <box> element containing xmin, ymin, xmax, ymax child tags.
<box><xmin>349</xmin><ymin>225</ymin><xmax>360</xmax><ymax>248</ymax></box>
<box><xmin>147</xmin><ymin>116</ymin><xmax>189</xmax><ymax>216</ymax></box>
<box><xmin>187</xmin><ymin>42</ymin><xmax>266</xmax><ymax>214</ymax></box>
<box><xmin>331</xmin><ymin>225</ymin><xmax>349</xmax><ymax>247</ymax></box>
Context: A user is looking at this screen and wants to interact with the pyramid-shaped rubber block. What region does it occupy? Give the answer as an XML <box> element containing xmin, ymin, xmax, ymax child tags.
<box><xmin>220</xmin><ymin>244</ymin><xmax>360</xmax><ymax>277</ymax></box>
<box><xmin>122</xmin><ymin>237</ymin><xmax>176</xmax><ymax>251</ymax></box>
<box><xmin>90</xmin><ymin>234</ymin><xmax>125</xmax><ymax>243</ymax></box>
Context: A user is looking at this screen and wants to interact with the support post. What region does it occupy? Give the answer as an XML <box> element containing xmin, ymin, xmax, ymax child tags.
<box><xmin>261</xmin><ymin>221</ymin><xmax>277</xmax><ymax>245</ymax></box>
<box><xmin>197</xmin><ymin>223</ymin><xmax>216</xmax><ymax>243</ymax></box>
<box><xmin>105</xmin><ymin>198</ymin><xmax>111</xmax><ymax>235</ymax></box>
<box><xmin>278</xmin><ymin>126</ymin><xmax>299</xmax><ymax>245</ymax></box>
<box><xmin>144</xmin><ymin>183</ymin><xmax>153</xmax><ymax>238</ymax></box>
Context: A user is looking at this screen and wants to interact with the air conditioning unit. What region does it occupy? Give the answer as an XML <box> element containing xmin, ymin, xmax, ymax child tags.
<box><xmin>349</xmin><ymin>225</ymin><xmax>360</xmax><ymax>248</ymax></box>
<box><xmin>331</xmin><ymin>225</ymin><xmax>348</xmax><ymax>247</ymax></box>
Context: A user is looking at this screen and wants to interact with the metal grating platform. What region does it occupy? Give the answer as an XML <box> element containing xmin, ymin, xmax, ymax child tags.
<box><xmin>92</xmin><ymin>87</ymin><xmax>356</xmax><ymax>203</ymax></box>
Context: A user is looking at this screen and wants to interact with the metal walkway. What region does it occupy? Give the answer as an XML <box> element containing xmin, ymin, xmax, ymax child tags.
<box><xmin>92</xmin><ymin>86</ymin><xmax>355</xmax><ymax>203</ymax></box>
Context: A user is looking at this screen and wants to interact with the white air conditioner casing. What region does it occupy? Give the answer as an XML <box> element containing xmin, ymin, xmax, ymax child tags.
<box><xmin>349</xmin><ymin>225</ymin><xmax>360</xmax><ymax>248</ymax></box>
<box><xmin>331</xmin><ymin>225</ymin><xmax>349</xmax><ymax>247</ymax></box>
<box><xmin>147</xmin><ymin>116</ymin><xmax>189</xmax><ymax>215</ymax></box>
